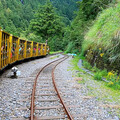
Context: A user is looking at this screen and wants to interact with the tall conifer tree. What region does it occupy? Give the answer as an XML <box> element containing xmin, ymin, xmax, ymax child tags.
<box><xmin>30</xmin><ymin>0</ymin><xmax>64</xmax><ymax>40</ymax></box>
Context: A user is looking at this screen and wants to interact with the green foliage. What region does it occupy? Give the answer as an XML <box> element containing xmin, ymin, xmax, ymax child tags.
<box><xmin>30</xmin><ymin>1</ymin><xmax>64</xmax><ymax>39</ymax></box>
<box><xmin>93</xmin><ymin>68</ymin><xmax>107</xmax><ymax>81</ymax></box>
<box><xmin>83</xmin><ymin>3</ymin><xmax>120</xmax><ymax>52</ymax></box>
<box><xmin>0</xmin><ymin>0</ymin><xmax>37</xmax><ymax>36</ymax></box>
<box><xmin>51</xmin><ymin>0</ymin><xmax>79</xmax><ymax>24</ymax></box>
<box><xmin>105</xmin><ymin>71</ymin><xmax>120</xmax><ymax>90</ymax></box>
<box><xmin>29</xmin><ymin>1</ymin><xmax>65</xmax><ymax>51</ymax></box>
<box><xmin>92</xmin><ymin>66</ymin><xmax>100</xmax><ymax>72</ymax></box>
<box><xmin>82</xmin><ymin>3</ymin><xmax>120</xmax><ymax>72</ymax></box>
<box><xmin>100</xmin><ymin>69</ymin><xmax>108</xmax><ymax>77</ymax></box>
<box><xmin>0</xmin><ymin>0</ymin><xmax>79</xmax><ymax>37</ymax></box>
<box><xmin>65</xmin><ymin>42</ymin><xmax>75</xmax><ymax>53</ymax></box>
<box><xmin>94</xmin><ymin>72</ymin><xmax>102</xmax><ymax>80</ymax></box>
<box><xmin>27</xmin><ymin>33</ymin><xmax>43</xmax><ymax>42</ymax></box>
<box><xmin>49</xmin><ymin>51</ymin><xmax>62</xmax><ymax>55</ymax></box>
<box><xmin>63</xmin><ymin>0</ymin><xmax>115</xmax><ymax>54</ymax></box>
<box><xmin>83</xmin><ymin>60</ymin><xmax>92</xmax><ymax>70</ymax></box>
<box><xmin>77</xmin><ymin>0</ymin><xmax>115</xmax><ymax>20</ymax></box>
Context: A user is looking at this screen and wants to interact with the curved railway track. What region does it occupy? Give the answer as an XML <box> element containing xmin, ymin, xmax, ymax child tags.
<box><xmin>30</xmin><ymin>55</ymin><xmax>73</xmax><ymax>120</ymax></box>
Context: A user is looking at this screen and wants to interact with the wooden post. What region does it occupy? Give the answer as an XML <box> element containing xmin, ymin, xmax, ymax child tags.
<box><xmin>0</xmin><ymin>29</ymin><xmax>2</xmax><ymax>69</ymax></box>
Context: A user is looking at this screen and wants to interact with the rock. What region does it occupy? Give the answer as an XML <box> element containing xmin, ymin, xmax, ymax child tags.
<box><xmin>114</xmin><ymin>116</ymin><xmax>119</xmax><ymax>120</ymax></box>
<box><xmin>24</xmin><ymin>114</ymin><xmax>30</xmax><ymax>119</ymax></box>
<box><xmin>74</xmin><ymin>77</ymin><xmax>83</xmax><ymax>81</ymax></box>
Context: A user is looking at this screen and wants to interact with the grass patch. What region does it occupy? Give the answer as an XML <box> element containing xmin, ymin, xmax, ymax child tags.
<box><xmin>83</xmin><ymin>74</ymin><xmax>120</xmax><ymax>104</ymax></box>
<box><xmin>71</xmin><ymin>55</ymin><xmax>120</xmax><ymax>105</ymax></box>
<box><xmin>78</xmin><ymin>80</ymin><xmax>85</xmax><ymax>84</ymax></box>
<box><xmin>72</xmin><ymin>55</ymin><xmax>120</xmax><ymax>90</ymax></box>
<box><xmin>94</xmin><ymin>72</ymin><xmax>102</xmax><ymax>80</ymax></box>
<box><xmin>70</xmin><ymin>56</ymin><xmax>85</xmax><ymax>72</ymax></box>
<box><xmin>49</xmin><ymin>50</ymin><xmax>62</xmax><ymax>55</ymax></box>
<box><xmin>83</xmin><ymin>60</ymin><xmax>92</xmax><ymax>70</ymax></box>
<box><xmin>50</xmin><ymin>55</ymin><xmax>60</xmax><ymax>59</ymax></box>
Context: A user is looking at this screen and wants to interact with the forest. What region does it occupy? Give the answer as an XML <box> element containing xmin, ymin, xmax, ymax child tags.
<box><xmin>0</xmin><ymin>0</ymin><xmax>78</xmax><ymax>36</ymax></box>
<box><xmin>0</xmin><ymin>0</ymin><xmax>120</xmax><ymax>88</ymax></box>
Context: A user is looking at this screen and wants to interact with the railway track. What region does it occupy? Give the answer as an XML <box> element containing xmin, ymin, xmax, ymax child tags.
<box><xmin>29</xmin><ymin>55</ymin><xmax>73</xmax><ymax>120</ymax></box>
<box><xmin>12</xmin><ymin>55</ymin><xmax>73</xmax><ymax>120</ymax></box>
<box><xmin>1</xmin><ymin>54</ymin><xmax>117</xmax><ymax>120</ymax></box>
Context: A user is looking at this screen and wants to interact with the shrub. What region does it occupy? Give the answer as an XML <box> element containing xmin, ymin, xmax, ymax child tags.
<box><xmin>94</xmin><ymin>72</ymin><xmax>102</xmax><ymax>80</ymax></box>
<box><xmin>65</xmin><ymin>42</ymin><xmax>75</xmax><ymax>53</ymax></box>
<box><xmin>100</xmin><ymin>69</ymin><xmax>108</xmax><ymax>77</ymax></box>
<box><xmin>83</xmin><ymin>60</ymin><xmax>92</xmax><ymax>70</ymax></box>
<box><xmin>106</xmin><ymin>71</ymin><xmax>120</xmax><ymax>90</ymax></box>
<box><xmin>92</xmin><ymin>66</ymin><xmax>100</xmax><ymax>72</ymax></box>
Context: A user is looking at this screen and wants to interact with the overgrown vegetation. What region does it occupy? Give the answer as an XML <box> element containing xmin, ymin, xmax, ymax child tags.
<box><xmin>63</xmin><ymin>0</ymin><xmax>115</xmax><ymax>54</ymax></box>
<box><xmin>83</xmin><ymin>3</ymin><xmax>120</xmax><ymax>71</ymax></box>
<box><xmin>63</xmin><ymin>0</ymin><xmax>120</xmax><ymax>90</ymax></box>
<box><xmin>71</xmin><ymin>56</ymin><xmax>120</xmax><ymax>104</ymax></box>
<box><xmin>50</xmin><ymin>51</ymin><xmax>63</xmax><ymax>55</ymax></box>
<box><xmin>76</xmin><ymin>56</ymin><xmax>120</xmax><ymax>90</ymax></box>
<box><xmin>28</xmin><ymin>1</ymin><xmax>65</xmax><ymax>51</ymax></box>
<box><xmin>71</xmin><ymin>56</ymin><xmax>120</xmax><ymax>90</ymax></box>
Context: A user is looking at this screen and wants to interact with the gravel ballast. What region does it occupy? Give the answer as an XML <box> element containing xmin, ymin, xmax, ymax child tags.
<box><xmin>0</xmin><ymin>54</ymin><xmax>120</xmax><ymax>120</ymax></box>
<box><xmin>54</xmin><ymin>56</ymin><xmax>120</xmax><ymax>120</ymax></box>
<box><xmin>0</xmin><ymin>54</ymin><xmax>64</xmax><ymax>120</ymax></box>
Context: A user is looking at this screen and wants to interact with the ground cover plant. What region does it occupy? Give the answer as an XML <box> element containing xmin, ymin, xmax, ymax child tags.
<box><xmin>72</xmin><ymin>55</ymin><xmax>120</xmax><ymax>90</ymax></box>
<box><xmin>71</xmin><ymin>56</ymin><xmax>120</xmax><ymax>106</ymax></box>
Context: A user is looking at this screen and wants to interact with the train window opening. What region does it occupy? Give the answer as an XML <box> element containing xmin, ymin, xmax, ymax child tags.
<box><xmin>1</xmin><ymin>32</ymin><xmax>9</xmax><ymax>68</ymax></box>
<box><xmin>27</xmin><ymin>41</ymin><xmax>31</xmax><ymax>57</ymax></box>
<box><xmin>33</xmin><ymin>42</ymin><xmax>37</xmax><ymax>56</ymax></box>
<box><xmin>38</xmin><ymin>44</ymin><xmax>41</xmax><ymax>55</ymax></box>
<box><xmin>19</xmin><ymin>40</ymin><xmax>25</xmax><ymax>59</ymax></box>
<box><xmin>11</xmin><ymin>36</ymin><xmax>18</xmax><ymax>63</ymax></box>
<box><xmin>43</xmin><ymin>44</ymin><xmax>45</xmax><ymax>54</ymax></box>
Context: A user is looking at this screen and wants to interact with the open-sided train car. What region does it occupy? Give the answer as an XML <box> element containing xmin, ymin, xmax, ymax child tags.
<box><xmin>0</xmin><ymin>28</ymin><xmax>49</xmax><ymax>70</ymax></box>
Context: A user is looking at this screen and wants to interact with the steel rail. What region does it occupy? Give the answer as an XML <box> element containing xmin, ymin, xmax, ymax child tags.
<box><xmin>30</xmin><ymin>56</ymin><xmax>67</xmax><ymax>120</ymax></box>
<box><xmin>52</xmin><ymin>56</ymin><xmax>74</xmax><ymax>120</ymax></box>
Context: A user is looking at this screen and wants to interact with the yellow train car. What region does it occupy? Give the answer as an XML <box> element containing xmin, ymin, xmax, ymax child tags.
<box><xmin>0</xmin><ymin>29</ymin><xmax>10</xmax><ymax>70</ymax></box>
<box><xmin>0</xmin><ymin>28</ymin><xmax>49</xmax><ymax>71</ymax></box>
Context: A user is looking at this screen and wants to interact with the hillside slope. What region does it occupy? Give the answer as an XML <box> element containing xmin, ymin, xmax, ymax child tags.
<box><xmin>83</xmin><ymin>3</ymin><xmax>120</xmax><ymax>71</ymax></box>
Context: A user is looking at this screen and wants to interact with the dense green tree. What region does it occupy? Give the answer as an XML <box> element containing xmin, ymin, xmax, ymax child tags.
<box><xmin>77</xmin><ymin>0</ymin><xmax>115</xmax><ymax>20</ymax></box>
<box><xmin>0</xmin><ymin>0</ymin><xmax>79</xmax><ymax>37</ymax></box>
<box><xmin>30</xmin><ymin>1</ymin><xmax>64</xmax><ymax>39</ymax></box>
<box><xmin>29</xmin><ymin>1</ymin><xmax>65</xmax><ymax>50</ymax></box>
